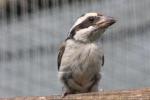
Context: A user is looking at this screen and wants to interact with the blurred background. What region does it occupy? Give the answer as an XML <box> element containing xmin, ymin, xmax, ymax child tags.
<box><xmin>0</xmin><ymin>0</ymin><xmax>150</xmax><ymax>98</ymax></box>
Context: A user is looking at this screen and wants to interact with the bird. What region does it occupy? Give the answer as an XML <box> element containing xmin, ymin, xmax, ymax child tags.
<box><xmin>57</xmin><ymin>12</ymin><xmax>116</xmax><ymax>96</ymax></box>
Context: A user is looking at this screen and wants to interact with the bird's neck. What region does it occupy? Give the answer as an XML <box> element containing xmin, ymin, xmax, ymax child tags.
<box><xmin>70</xmin><ymin>38</ymin><xmax>101</xmax><ymax>46</ymax></box>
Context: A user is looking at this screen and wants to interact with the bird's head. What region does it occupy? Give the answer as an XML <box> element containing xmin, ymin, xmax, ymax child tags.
<box><xmin>67</xmin><ymin>12</ymin><xmax>116</xmax><ymax>43</ymax></box>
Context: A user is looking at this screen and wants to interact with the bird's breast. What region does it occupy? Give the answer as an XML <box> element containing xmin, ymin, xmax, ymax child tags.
<box><xmin>63</xmin><ymin>41</ymin><xmax>103</xmax><ymax>86</ymax></box>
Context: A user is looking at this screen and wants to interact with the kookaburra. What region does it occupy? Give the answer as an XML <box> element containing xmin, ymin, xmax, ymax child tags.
<box><xmin>57</xmin><ymin>12</ymin><xmax>116</xmax><ymax>96</ymax></box>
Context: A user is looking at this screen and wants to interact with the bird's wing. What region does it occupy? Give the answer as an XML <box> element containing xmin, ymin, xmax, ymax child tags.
<box><xmin>57</xmin><ymin>42</ymin><xmax>66</xmax><ymax>70</ymax></box>
<box><xmin>102</xmin><ymin>55</ymin><xmax>104</xmax><ymax>66</ymax></box>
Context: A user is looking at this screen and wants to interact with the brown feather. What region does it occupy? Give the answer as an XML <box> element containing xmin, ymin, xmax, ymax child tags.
<box><xmin>57</xmin><ymin>42</ymin><xmax>66</xmax><ymax>70</ymax></box>
<box><xmin>102</xmin><ymin>55</ymin><xmax>104</xmax><ymax>66</ymax></box>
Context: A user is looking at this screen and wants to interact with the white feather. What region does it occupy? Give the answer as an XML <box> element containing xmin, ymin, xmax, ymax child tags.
<box><xmin>68</xmin><ymin>13</ymin><xmax>98</xmax><ymax>36</ymax></box>
<box><xmin>59</xmin><ymin>39</ymin><xmax>103</xmax><ymax>91</ymax></box>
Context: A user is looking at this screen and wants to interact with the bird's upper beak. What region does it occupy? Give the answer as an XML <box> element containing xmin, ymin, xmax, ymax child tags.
<box><xmin>96</xmin><ymin>16</ymin><xmax>116</xmax><ymax>29</ymax></box>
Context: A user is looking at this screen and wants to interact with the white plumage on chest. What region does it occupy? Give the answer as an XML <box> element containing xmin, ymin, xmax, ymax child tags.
<box><xmin>60</xmin><ymin>40</ymin><xmax>103</xmax><ymax>86</ymax></box>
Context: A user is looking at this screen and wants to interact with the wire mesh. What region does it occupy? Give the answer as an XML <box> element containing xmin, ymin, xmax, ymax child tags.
<box><xmin>0</xmin><ymin>0</ymin><xmax>150</xmax><ymax>98</ymax></box>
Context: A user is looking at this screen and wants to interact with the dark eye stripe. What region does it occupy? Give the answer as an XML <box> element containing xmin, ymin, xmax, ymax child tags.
<box><xmin>67</xmin><ymin>15</ymin><xmax>97</xmax><ymax>39</ymax></box>
<box><xmin>88</xmin><ymin>17</ymin><xmax>95</xmax><ymax>22</ymax></box>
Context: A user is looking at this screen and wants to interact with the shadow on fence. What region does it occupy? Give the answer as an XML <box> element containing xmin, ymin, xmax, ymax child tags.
<box><xmin>0</xmin><ymin>0</ymin><xmax>95</xmax><ymax>21</ymax></box>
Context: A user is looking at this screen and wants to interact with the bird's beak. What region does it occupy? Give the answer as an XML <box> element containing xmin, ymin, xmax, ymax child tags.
<box><xmin>96</xmin><ymin>16</ymin><xmax>116</xmax><ymax>29</ymax></box>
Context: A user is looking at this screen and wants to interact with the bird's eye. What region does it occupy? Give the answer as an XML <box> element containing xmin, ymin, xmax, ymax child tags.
<box><xmin>88</xmin><ymin>17</ymin><xmax>95</xmax><ymax>22</ymax></box>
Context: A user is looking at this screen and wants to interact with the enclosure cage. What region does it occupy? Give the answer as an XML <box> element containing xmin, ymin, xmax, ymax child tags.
<box><xmin>0</xmin><ymin>0</ymin><xmax>150</xmax><ymax>98</ymax></box>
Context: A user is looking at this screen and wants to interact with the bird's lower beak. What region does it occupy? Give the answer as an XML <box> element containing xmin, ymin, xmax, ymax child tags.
<box><xmin>96</xmin><ymin>16</ymin><xmax>116</xmax><ymax>29</ymax></box>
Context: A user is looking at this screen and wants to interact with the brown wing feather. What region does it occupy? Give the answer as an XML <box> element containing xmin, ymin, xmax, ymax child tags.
<box><xmin>102</xmin><ymin>55</ymin><xmax>104</xmax><ymax>66</ymax></box>
<box><xmin>57</xmin><ymin>42</ymin><xmax>66</xmax><ymax>70</ymax></box>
